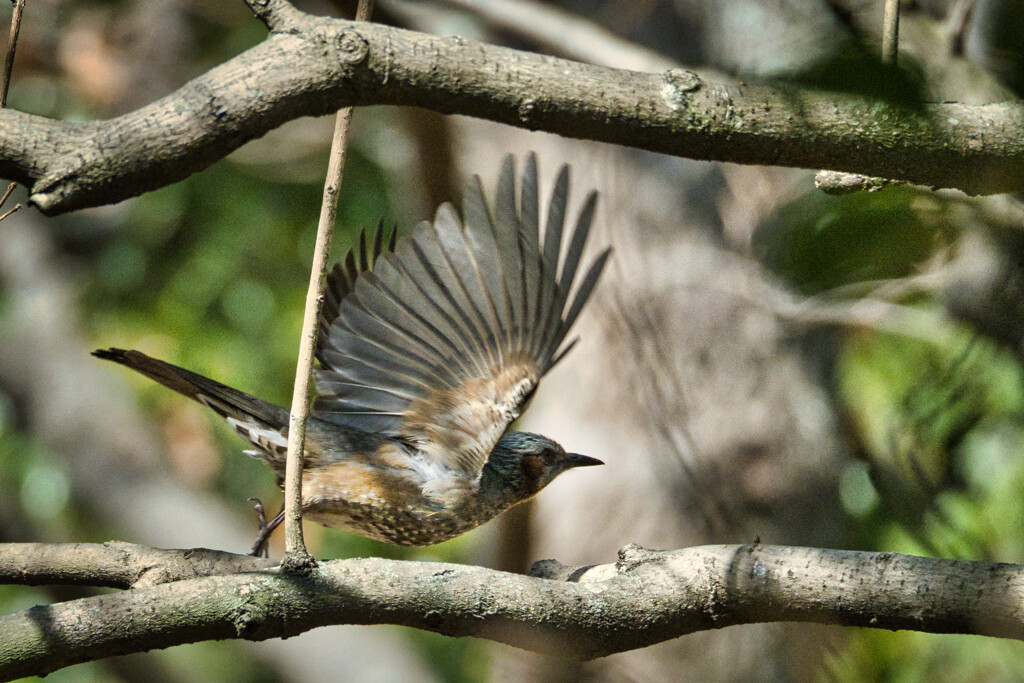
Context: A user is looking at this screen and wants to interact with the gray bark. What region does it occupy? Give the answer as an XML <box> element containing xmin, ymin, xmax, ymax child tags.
<box><xmin>2</xmin><ymin>541</ymin><xmax>1022</xmax><ymax>680</ymax></box>
<box><xmin>3</xmin><ymin>0</ymin><xmax>1024</xmax><ymax>216</ymax></box>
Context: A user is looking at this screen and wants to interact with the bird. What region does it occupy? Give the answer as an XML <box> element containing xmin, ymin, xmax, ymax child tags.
<box><xmin>94</xmin><ymin>153</ymin><xmax>611</xmax><ymax>553</ymax></box>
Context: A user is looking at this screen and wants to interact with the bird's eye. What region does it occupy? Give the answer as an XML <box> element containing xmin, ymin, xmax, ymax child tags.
<box><xmin>521</xmin><ymin>454</ymin><xmax>545</xmax><ymax>480</ymax></box>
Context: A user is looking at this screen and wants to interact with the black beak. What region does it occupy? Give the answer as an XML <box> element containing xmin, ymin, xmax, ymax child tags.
<box><xmin>564</xmin><ymin>453</ymin><xmax>604</xmax><ymax>469</ymax></box>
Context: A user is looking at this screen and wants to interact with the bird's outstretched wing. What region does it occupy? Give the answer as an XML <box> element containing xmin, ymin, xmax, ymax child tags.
<box><xmin>313</xmin><ymin>153</ymin><xmax>611</xmax><ymax>477</ymax></box>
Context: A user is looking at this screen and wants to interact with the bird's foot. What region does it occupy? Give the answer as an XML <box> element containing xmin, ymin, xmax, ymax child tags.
<box><xmin>248</xmin><ymin>497</ymin><xmax>284</xmax><ymax>557</ymax></box>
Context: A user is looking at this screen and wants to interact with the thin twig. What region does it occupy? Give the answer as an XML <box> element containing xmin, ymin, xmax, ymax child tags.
<box><xmin>882</xmin><ymin>0</ymin><xmax>900</xmax><ymax>63</ymax></box>
<box><xmin>0</xmin><ymin>179</ymin><xmax>15</xmax><ymax>206</ymax></box>
<box><xmin>281</xmin><ymin>0</ymin><xmax>374</xmax><ymax>569</ymax></box>
<box><xmin>1</xmin><ymin>0</ymin><xmax>25</xmax><ymax>107</ymax></box>
<box><xmin>0</xmin><ymin>201</ymin><xmax>21</xmax><ymax>221</ymax></box>
<box><xmin>0</xmin><ymin>180</ymin><xmax>19</xmax><ymax>221</ymax></box>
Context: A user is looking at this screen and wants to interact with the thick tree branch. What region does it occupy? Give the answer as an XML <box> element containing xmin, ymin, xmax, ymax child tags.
<box><xmin>2</xmin><ymin>541</ymin><xmax>1023</xmax><ymax>679</ymax></box>
<box><xmin>0</xmin><ymin>542</ymin><xmax>273</xmax><ymax>589</ymax></box>
<box><xmin>2</xmin><ymin>8</ymin><xmax>1022</xmax><ymax>216</ymax></box>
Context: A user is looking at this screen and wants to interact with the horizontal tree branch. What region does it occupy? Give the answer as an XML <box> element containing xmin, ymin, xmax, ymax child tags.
<box><xmin>2</xmin><ymin>541</ymin><xmax>1023</xmax><ymax>679</ymax></box>
<box><xmin>0</xmin><ymin>542</ymin><xmax>273</xmax><ymax>589</ymax></box>
<box><xmin>2</xmin><ymin>2</ymin><xmax>1023</xmax><ymax>216</ymax></box>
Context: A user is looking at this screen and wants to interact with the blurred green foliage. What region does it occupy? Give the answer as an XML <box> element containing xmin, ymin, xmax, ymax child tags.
<box><xmin>754</xmin><ymin>185</ymin><xmax>955</xmax><ymax>295</ymax></box>
<box><xmin>829</xmin><ymin>324</ymin><xmax>1024</xmax><ymax>677</ymax></box>
<box><xmin>823</xmin><ymin>629</ymin><xmax>1024</xmax><ymax>683</ymax></box>
<box><xmin>757</xmin><ymin>184</ymin><xmax>1024</xmax><ymax>677</ymax></box>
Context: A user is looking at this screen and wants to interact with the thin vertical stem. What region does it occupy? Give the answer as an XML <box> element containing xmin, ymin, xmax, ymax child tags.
<box><xmin>281</xmin><ymin>0</ymin><xmax>374</xmax><ymax>569</ymax></box>
<box><xmin>1</xmin><ymin>0</ymin><xmax>25</xmax><ymax>107</ymax></box>
<box><xmin>882</xmin><ymin>0</ymin><xmax>900</xmax><ymax>63</ymax></box>
<box><xmin>0</xmin><ymin>2</ymin><xmax>24</xmax><ymax>217</ymax></box>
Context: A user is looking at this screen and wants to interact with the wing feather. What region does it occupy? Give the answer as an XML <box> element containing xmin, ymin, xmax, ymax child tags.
<box><xmin>518</xmin><ymin>155</ymin><xmax>541</xmax><ymax>351</ymax></box>
<box><xmin>314</xmin><ymin>373</ymin><xmax>416</xmax><ymax>403</ymax></box>
<box><xmin>379</xmin><ymin>249</ymin><xmax>484</xmax><ymax>378</ymax></box>
<box><xmin>491</xmin><ymin>157</ymin><xmax>522</xmax><ymax>354</ymax></box>
<box><xmin>369</xmin><ymin>256</ymin><xmax>478</xmax><ymax>377</ymax></box>
<box><xmin>459</xmin><ymin>177</ymin><xmax>510</xmax><ymax>358</ymax></box>
<box><xmin>411</xmin><ymin>219</ymin><xmax>497</xmax><ymax>368</ymax></box>
<box><xmin>334</xmin><ymin>317</ymin><xmax>456</xmax><ymax>389</ymax></box>
<box><xmin>318</xmin><ymin>223</ymin><xmax>391</xmax><ymax>362</ymax></box>
<box><xmin>314</xmin><ymin>155</ymin><xmax>610</xmax><ymax>477</ymax></box>
<box><xmin>554</xmin><ymin>246</ymin><xmax>612</xmax><ymax>354</ymax></box>
<box><xmin>393</xmin><ymin>231</ymin><xmax>491</xmax><ymax>378</ymax></box>
<box><xmin>433</xmin><ymin>203</ymin><xmax>503</xmax><ymax>366</ymax></box>
<box><xmin>351</xmin><ymin>275</ymin><xmax>466</xmax><ymax>377</ymax></box>
<box><xmin>532</xmin><ymin>166</ymin><xmax>569</xmax><ymax>359</ymax></box>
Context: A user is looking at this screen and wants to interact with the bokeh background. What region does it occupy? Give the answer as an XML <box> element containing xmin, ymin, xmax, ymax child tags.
<box><xmin>3</xmin><ymin>0</ymin><xmax>1024</xmax><ymax>680</ymax></box>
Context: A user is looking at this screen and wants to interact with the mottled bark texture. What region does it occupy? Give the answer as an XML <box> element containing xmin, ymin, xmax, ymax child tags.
<box><xmin>1</xmin><ymin>0</ymin><xmax>1023</xmax><ymax>216</ymax></box>
<box><xmin>2</xmin><ymin>541</ymin><xmax>1023</xmax><ymax>680</ymax></box>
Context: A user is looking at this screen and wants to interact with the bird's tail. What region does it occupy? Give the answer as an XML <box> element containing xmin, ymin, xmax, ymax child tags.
<box><xmin>93</xmin><ymin>348</ymin><xmax>291</xmax><ymax>463</ymax></box>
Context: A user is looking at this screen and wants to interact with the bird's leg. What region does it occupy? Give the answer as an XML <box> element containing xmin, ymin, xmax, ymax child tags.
<box><xmin>248</xmin><ymin>497</ymin><xmax>285</xmax><ymax>557</ymax></box>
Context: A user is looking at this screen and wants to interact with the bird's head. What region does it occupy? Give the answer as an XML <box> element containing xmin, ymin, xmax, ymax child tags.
<box><xmin>480</xmin><ymin>431</ymin><xmax>603</xmax><ymax>504</ymax></box>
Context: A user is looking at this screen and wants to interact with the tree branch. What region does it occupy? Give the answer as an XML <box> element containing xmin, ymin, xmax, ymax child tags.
<box><xmin>0</xmin><ymin>542</ymin><xmax>273</xmax><ymax>589</ymax></box>
<box><xmin>3</xmin><ymin>541</ymin><xmax>1024</xmax><ymax>679</ymax></box>
<box><xmin>244</xmin><ymin>0</ymin><xmax>304</xmax><ymax>31</ymax></box>
<box><xmin>2</xmin><ymin>8</ymin><xmax>1022</xmax><ymax>216</ymax></box>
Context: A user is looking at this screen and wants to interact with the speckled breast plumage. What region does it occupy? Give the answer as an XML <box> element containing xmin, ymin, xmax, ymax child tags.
<box><xmin>302</xmin><ymin>496</ymin><xmax>499</xmax><ymax>546</ymax></box>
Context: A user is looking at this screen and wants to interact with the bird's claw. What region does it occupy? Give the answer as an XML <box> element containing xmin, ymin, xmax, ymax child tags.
<box><xmin>249</xmin><ymin>497</ymin><xmax>267</xmax><ymax>528</ymax></box>
<box><xmin>247</xmin><ymin>497</ymin><xmax>282</xmax><ymax>558</ymax></box>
